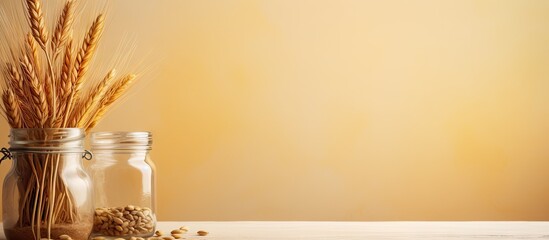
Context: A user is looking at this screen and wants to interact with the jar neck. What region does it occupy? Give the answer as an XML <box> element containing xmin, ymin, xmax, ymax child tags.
<box><xmin>92</xmin><ymin>149</ymin><xmax>150</xmax><ymax>155</ymax></box>
<box><xmin>9</xmin><ymin>128</ymin><xmax>85</xmax><ymax>153</ymax></box>
<box><xmin>91</xmin><ymin>131</ymin><xmax>152</xmax><ymax>151</ymax></box>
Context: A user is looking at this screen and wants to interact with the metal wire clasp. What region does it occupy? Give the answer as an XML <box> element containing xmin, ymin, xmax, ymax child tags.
<box><xmin>83</xmin><ymin>150</ymin><xmax>93</xmax><ymax>160</ymax></box>
<box><xmin>0</xmin><ymin>147</ymin><xmax>12</xmax><ymax>163</ymax></box>
<box><xmin>0</xmin><ymin>148</ymin><xmax>93</xmax><ymax>163</ymax></box>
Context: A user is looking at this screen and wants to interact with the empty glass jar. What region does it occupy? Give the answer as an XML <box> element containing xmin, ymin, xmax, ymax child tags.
<box><xmin>89</xmin><ymin>132</ymin><xmax>156</xmax><ymax>239</ymax></box>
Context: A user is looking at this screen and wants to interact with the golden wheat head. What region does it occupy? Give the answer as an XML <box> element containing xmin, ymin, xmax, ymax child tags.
<box><xmin>25</xmin><ymin>0</ymin><xmax>48</xmax><ymax>49</ymax></box>
<box><xmin>51</xmin><ymin>0</ymin><xmax>75</xmax><ymax>56</ymax></box>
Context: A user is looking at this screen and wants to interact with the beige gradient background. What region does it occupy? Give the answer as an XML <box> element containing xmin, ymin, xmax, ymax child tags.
<box><xmin>1</xmin><ymin>0</ymin><xmax>549</xmax><ymax>220</ymax></box>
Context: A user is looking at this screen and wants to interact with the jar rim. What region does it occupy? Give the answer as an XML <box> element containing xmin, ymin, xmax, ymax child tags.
<box><xmin>91</xmin><ymin>131</ymin><xmax>152</xmax><ymax>150</ymax></box>
<box><xmin>9</xmin><ymin>128</ymin><xmax>85</xmax><ymax>153</ymax></box>
<box><xmin>10</xmin><ymin>128</ymin><xmax>83</xmax><ymax>130</ymax></box>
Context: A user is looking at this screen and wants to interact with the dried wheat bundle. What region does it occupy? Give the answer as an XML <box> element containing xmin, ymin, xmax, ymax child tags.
<box><xmin>1</xmin><ymin>0</ymin><xmax>136</xmax><ymax>131</ymax></box>
<box><xmin>0</xmin><ymin>0</ymin><xmax>138</xmax><ymax>239</ymax></box>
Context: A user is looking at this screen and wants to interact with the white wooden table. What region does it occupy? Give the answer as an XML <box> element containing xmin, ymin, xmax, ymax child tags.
<box><xmin>1</xmin><ymin>221</ymin><xmax>549</xmax><ymax>239</ymax></box>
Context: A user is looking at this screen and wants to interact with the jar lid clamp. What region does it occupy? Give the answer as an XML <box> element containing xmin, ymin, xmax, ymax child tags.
<box><xmin>0</xmin><ymin>147</ymin><xmax>93</xmax><ymax>163</ymax></box>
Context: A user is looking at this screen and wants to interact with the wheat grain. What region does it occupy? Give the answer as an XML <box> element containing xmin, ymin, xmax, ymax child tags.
<box><xmin>51</xmin><ymin>0</ymin><xmax>74</xmax><ymax>57</ymax></box>
<box><xmin>25</xmin><ymin>0</ymin><xmax>48</xmax><ymax>50</ymax></box>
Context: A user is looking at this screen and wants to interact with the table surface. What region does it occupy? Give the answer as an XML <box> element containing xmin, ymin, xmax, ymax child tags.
<box><xmin>1</xmin><ymin>221</ymin><xmax>549</xmax><ymax>239</ymax></box>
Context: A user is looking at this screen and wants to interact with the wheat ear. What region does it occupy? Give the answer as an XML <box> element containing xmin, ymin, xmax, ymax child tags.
<box><xmin>26</xmin><ymin>33</ymin><xmax>41</xmax><ymax>76</ymax></box>
<box><xmin>20</xmin><ymin>55</ymin><xmax>48</xmax><ymax>127</ymax></box>
<box><xmin>62</xmin><ymin>14</ymin><xmax>104</xmax><ymax>126</ymax></box>
<box><xmin>25</xmin><ymin>0</ymin><xmax>48</xmax><ymax>50</ymax></box>
<box><xmin>58</xmin><ymin>42</ymin><xmax>73</xmax><ymax>107</ymax></box>
<box><xmin>25</xmin><ymin>32</ymin><xmax>53</xmax><ymax>121</ymax></box>
<box><xmin>5</xmin><ymin>64</ymin><xmax>34</xmax><ymax>127</ymax></box>
<box><xmin>73</xmin><ymin>14</ymin><xmax>104</xmax><ymax>93</ymax></box>
<box><xmin>5</xmin><ymin>64</ymin><xmax>26</xmax><ymax>101</ymax></box>
<box><xmin>59</xmin><ymin>40</ymin><xmax>73</xmax><ymax>101</ymax></box>
<box><xmin>86</xmin><ymin>74</ymin><xmax>135</xmax><ymax>130</ymax></box>
<box><xmin>72</xmin><ymin>69</ymin><xmax>116</xmax><ymax>127</ymax></box>
<box><xmin>51</xmin><ymin>0</ymin><xmax>74</xmax><ymax>57</ymax></box>
<box><xmin>51</xmin><ymin>40</ymin><xmax>73</xmax><ymax>127</ymax></box>
<box><xmin>2</xmin><ymin>89</ymin><xmax>22</xmax><ymax>128</ymax></box>
<box><xmin>27</xmin><ymin>0</ymin><xmax>59</xmax><ymax>123</ymax></box>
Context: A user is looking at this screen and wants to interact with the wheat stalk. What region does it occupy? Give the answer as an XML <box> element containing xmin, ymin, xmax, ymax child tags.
<box><xmin>44</xmin><ymin>75</ymin><xmax>53</xmax><ymax>125</ymax></box>
<box><xmin>62</xmin><ymin>14</ymin><xmax>105</xmax><ymax>126</ymax></box>
<box><xmin>26</xmin><ymin>33</ymin><xmax>41</xmax><ymax>75</ymax></box>
<box><xmin>20</xmin><ymin>54</ymin><xmax>47</xmax><ymax>127</ymax></box>
<box><xmin>2</xmin><ymin>89</ymin><xmax>22</xmax><ymax>128</ymax></box>
<box><xmin>51</xmin><ymin>0</ymin><xmax>74</xmax><ymax>57</ymax></box>
<box><xmin>59</xmin><ymin>39</ymin><xmax>73</xmax><ymax>102</ymax></box>
<box><xmin>26</xmin><ymin>56</ymin><xmax>48</xmax><ymax>127</ymax></box>
<box><xmin>4</xmin><ymin>64</ymin><xmax>35</xmax><ymax>127</ymax></box>
<box><xmin>25</xmin><ymin>0</ymin><xmax>48</xmax><ymax>50</ymax></box>
<box><xmin>73</xmin><ymin>14</ymin><xmax>104</xmax><ymax>94</ymax></box>
<box><xmin>52</xmin><ymin>40</ymin><xmax>74</xmax><ymax>128</ymax></box>
<box><xmin>72</xmin><ymin>69</ymin><xmax>116</xmax><ymax>127</ymax></box>
<box><xmin>5</xmin><ymin>64</ymin><xmax>26</xmax><ymax>101</ymax></box>
<box><xmin>87</xmin><ymin>74</ymin><xmax>135</xmax><ymax>130</ymax></box>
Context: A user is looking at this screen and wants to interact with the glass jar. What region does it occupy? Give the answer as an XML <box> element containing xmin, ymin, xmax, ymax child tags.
<box><xmin>2</xmin><ymin>128</ymin><xmax>94</xmax><ymax>240</ymax></box>
<box><xmin>89</xmin><ymin>132</ymin><xmax>156</xmax><ymax>239</ymax></box>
